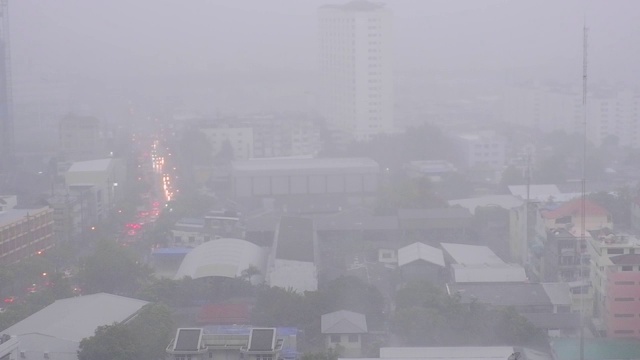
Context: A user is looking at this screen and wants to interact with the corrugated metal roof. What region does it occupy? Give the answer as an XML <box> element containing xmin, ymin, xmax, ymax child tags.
<box><xmin>67</xmin><ymin>158</ymin><xmax>112</xmax><ymax>173</ymax></box>
<box><xmin>321</xmin><ymin>310</ymin><xmax>367</xmax><ymax>334</ymax></box>
<box><xmin>451</xmin><ymin>264</ymin><xmax>527</xmax><ymax>283</ymax></box>
<box><xmin>397</xmin><ymin>242</ymin><xmax>445</xmax><ymax>267</ymax></box>
<box><xmin>2</xmin><ymin>293</ymin><xmax>148</xmax><ymax>342</ymax></box>
<box><xmin>441</xmin><ymin>243</ymin><xmax>505</xmax><ymax>266</ymax></box>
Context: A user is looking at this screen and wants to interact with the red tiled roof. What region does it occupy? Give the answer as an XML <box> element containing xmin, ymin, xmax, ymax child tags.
<box><xmin>541</xmin><ymin>199</ymin><xmax>609</xmax><ymax>219</ymax></box>
<box><xmin>197</xmin><ymin>303</ymin><xmax>251</xmax><ymax>325</ymax></box>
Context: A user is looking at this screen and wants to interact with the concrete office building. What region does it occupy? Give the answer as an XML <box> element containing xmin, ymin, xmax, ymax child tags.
<box><xmin>318</xmin><ymin>1</ymin><xmax>394</xmax><ymax>142</ymax></box>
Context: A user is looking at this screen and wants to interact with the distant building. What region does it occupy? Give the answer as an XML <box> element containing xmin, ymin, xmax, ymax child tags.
<box><xmin>321</xmin><ymin>310</ymin><xmax>367</xmax><ymax>358</ymax></box>
<box><xmin>404</xmin><ymin>160</ymin><xmax>457</xmax><ymax>182</ymax></box>
<box><xmin>502</xmin><ymin>84</ymin><xmax>640</xmax><ymax>148</ymax></box>
<box><xmin>440</xmin><ymin>242</ymin><xmax>527</xmax><ymax>284</ymax></box>
<box><xmin>455</xmin><ymin>130</ymin><xmax>506</xmax><ymax>178</ymax></box>
<box><xmin>0</xmin><ymin>196</ymin><xmax>54</xmax><ymax>265</ymax></box>
<box><xmin>65</xmin><ymin>158</ymin><xmax>126</xmax><ymax>221</ymax></box>
<box><xmin>199</xmin><ymin>125</ymin><xmax>254</xmax><ymax>160</ymax></box>
<box><xmin>58</xmin><ymin>114</ymin><xmax>104</xmax><ymax>161</ymax></box>
<box><xmin>230</xmin><ymin>157</ymin><xmax>379</xmax><ymax>211</ymax></box>
<box><xmin>318</xmin><ymin>1</ymin><xmax>395</xmax><ymax>142</ymax></box>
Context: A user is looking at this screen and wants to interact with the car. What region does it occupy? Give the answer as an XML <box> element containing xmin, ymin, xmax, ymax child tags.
<box><xmin>3</xmin><ymin>296</ymin><xmax>15</xmax><ymax>304</ymax></box>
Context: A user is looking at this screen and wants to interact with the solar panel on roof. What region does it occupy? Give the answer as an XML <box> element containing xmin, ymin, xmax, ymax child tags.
<box><xmin>174</xmin><ymin>329</ymin><xmax>202</xmax><ymax>351</ymax></box>
<box><xmin>249</xmin><ymin>328</ymin><xmax>275</xmax><ymax>351</ymax></box>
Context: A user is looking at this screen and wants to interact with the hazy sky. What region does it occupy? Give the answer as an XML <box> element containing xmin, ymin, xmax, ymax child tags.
<box><xmin>10</xmin><ymin>0</ymin><xmax>640</xmax><ymax>115</ymax></box>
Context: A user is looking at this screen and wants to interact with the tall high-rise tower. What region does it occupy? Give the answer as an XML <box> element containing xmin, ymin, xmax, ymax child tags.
<box><xmin>318</xmin><ymin>0</ymin><xmax>394</xmax><ymax>143</ymax></box>
<box><xmin>0</xmin><ymin>0</ymin><xmax>12</xmax><ymax>174</ymax></box>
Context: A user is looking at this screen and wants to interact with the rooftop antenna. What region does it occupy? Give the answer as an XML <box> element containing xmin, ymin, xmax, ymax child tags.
<box><xmin>579</xmin><ymin>16</ymin><xmax>589</xmax><ymax>360</ymax></box>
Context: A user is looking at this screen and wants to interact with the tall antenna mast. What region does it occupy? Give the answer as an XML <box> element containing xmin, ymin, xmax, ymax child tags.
<box><xmin>579</xmin><ymin>21</ymin><xmax>588</xmax><ymax>360</ymax></box>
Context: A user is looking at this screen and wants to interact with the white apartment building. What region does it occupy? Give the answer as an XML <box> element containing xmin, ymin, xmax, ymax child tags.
<box><xmin>502</xmin><ymin>84</ymin><xmax>640</xmax><ymax>147</ymax></box>
<box><xmin>318</xmin><ymin>0</ymin><xmax>394</xmax><ymax>142</ymax></box>
<box><xmin>200</xmin><ymin>126</ymin><xmax>254</xmax><ymax>160</ymax></box>
<box><xmin>456</xmin><ymin>131</ymin><xmax>506</xmax><ymax>171</ymax></box>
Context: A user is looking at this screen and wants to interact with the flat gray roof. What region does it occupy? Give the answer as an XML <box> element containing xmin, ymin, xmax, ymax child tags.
<box><xmin>232</xmin><ymin>157</ymin><xmax>379</xmax><ymax>175</ymax></box>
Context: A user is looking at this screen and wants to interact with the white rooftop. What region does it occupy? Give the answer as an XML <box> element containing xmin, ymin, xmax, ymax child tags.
<box><xmin>175</xmin><ymin>238</ymin><xmax>266</xmax><ymax>280</ymax></box>
<box><xmin>448</xmin><ymin>195</ymin><xmax>523</xmax><ymax>215</ymax></box>
<box><xmin>2</xmin><ymin>293</ymin><xmax>148</xmax><ymax>342</ymax></box>
<box><xmin>67</xmin><ymin>158</ymin><xmax>113</xmax><ymax>173</ymax></box>
<box><xmin>321</xmin><ymin>310</ymin><xmax>367</xmax><ymax>334</ymax></box>
<box><xmin>541</xmin><ymin>282</ymin><xmax>572</xmax><ymax>306</ymax></box>
<box><xmin>440</xmin><ymin>243</ymin><xmax>505</xmax><ymax>266</ymax></box>
<box><xmin>397</xmin><ymin>242</ymin><xmax>445</xmax><ymax>267</ymax></box>
<box><xmin>0</xmin><ymin>207</ymin><xmax>50</xmax><ymax>228</ymax></box>
<box><xmin>451</xmin><ymin>264</ymin><xmax>527</xmax><ymax>283</ymax></box>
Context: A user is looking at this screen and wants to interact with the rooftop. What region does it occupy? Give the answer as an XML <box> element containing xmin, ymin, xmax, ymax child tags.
<box><xmin>441</xmin><ymin>243</ymin><xmax>505</xmax><ymax>266</ymax></box>
<box><xmin>448</xmin><ymin>195</ymin><xmax>523</xmax><ymax>215</ymax></box>
<box><xmin>321</xmin><ymin>310</ymin><xmax>367</xmax><ymax>334</ymax></box>
<box><xmin>451</xmin><ymin>264</ymin><xmax>527</xmax><ymax>283</ymax></box>
<box><xmin>2</xmin><ymin>293</ymin><xmax>148</xmax><ymax>342</ymax></box>
<box><xmin>67</xmin><ymin>158</ymin><xmax>113</xmax><ymax>173</ymax></box>
<box><xmin>0</xmin><ymin>207</ymin><xmax>50</xmax><ymax>228</ymax></box>
<box><xmin>447</xmin><ymin>283</ymin><xmax>559</xmax><ymax>307</ymax></box>
<box><xmin>397</xmin><ymin>207</ymin><xmax>472</xmax><ymax>220</ymax></box>
<box><xmin>550</xmin><ymin>337</ymin><xmax>640</xmax><ymax>360</ymax></box>
<box><xmin>274</xmin><ymin>217</ymin><xmax>315</xmax><ymax>262</ymax></box>
<box><xmin>232</xmin><ymin>157</ymin><xmax>378</xmax><ymax>174</ymax></box>
<box><xmin>397</xmin><ymin>242</ymin><xmax>445</xmax><ymax>267</ymax></box>
<box><xmin>541</xmin><ymin>198</ymin><xmax>609</xmax><ymax>219</ymax></box>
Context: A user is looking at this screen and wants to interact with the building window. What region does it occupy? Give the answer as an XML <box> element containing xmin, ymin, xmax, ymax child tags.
<box><xmin>608</xmin><ymin>248</ymin><xmax>624</xmax><ymax>255</ymax></box>
<box><xmin>614</xmin><ymin>314</ymin><xmax>635</xmax><ymax>318</ymax></box>
<box><xmin>330</xmin><ymin>335</ymin><xmax>340</xmax><ymax>343</ymax></box>
<box><xmin>348</xmin><ymin>334</ymin><xmax>358</xmax><ymax>343</ymax></box>
<box><xmin>209</xmin><ymin>352</ymin><xmax>213</xmax><ymax>359</ymax></box>
<box><xmin>188</xmin><ymin>236</ymin><xmax>195</xmax><ymax>243</ymax></box>
<box><xmin>622</xmin><ymin>266</ymin><xmax>633</xmax><ymax>271</ymax></box>
<box><xmin>615</xmin><ymin>297</ymin><xmax>634</xmax><ymax>301</ymax></box>
<box><xmin>615</xmin><ymin>281</ymin><xmax>635</xmax><ymax>285</ymax></box>
<box><xmin>614</xmin><ymin>330</ymin><xmax>634</xmax><ymax>334</ymax></box>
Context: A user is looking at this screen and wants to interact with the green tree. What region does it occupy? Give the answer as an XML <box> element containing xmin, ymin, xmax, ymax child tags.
<box><xmin>127</xmin><ymin>304</ymin><xmax>175</xmax><ymax>360</ymax></box>
<box><xmin>78</xmin><ymin>303</ymin><xmax>174</xmax><ymax>360</ymax></box>
<box><xmin>323</xmin><ymin>276</ymin><xmax>386</xmax><ymax>328</ymax></box>
<box><xmin>78</xmin><ymin>324</ymin><xmax>137</xmax><ymax>360</ymax></box>
<box><xmin>77</xmin><ymin>240</ymin><xmax>151</xmax><ymax>295</ymax></box>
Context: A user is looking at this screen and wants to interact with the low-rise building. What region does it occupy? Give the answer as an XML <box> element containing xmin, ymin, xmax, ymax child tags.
<box><xmin>446</xmin><ymin>282</ymin><xmax>578</xmax><ymax>336</ymax></box>
<box><xmin>166</xmin><ymin>328</ymin><xmax>284</xmax><ymax>360</ymax></box>
<box><xmin>587</xmin><ymin>229</ymin><xmax>640</xmax><ymax>338</ymax></box>
<box><xmin>321</xmin><ymin>310</ymin><xmax>367</xmax><ymax>358</ymax></box>
<box><xmin>397</xmin><ymin>242</ymin><xmax>445</xmax><ymax>285</ymax></box>
<box><xmin>0</xmin><ymin>200</ymin><xmax>54</xmax><ymax>265</ymax></box>
<box><xmin>0</xmin><ymin>293</ymin><xmax>148</xmax><ymax>360</ymax></box>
